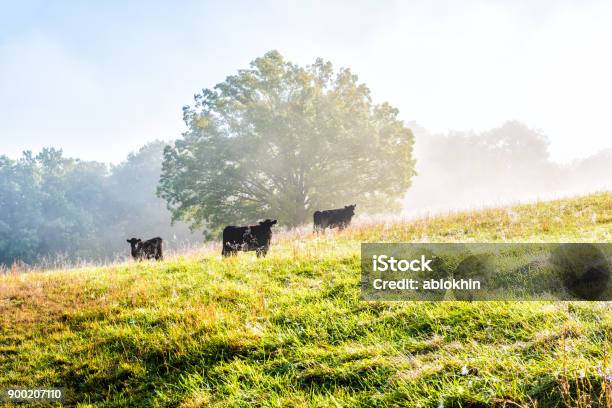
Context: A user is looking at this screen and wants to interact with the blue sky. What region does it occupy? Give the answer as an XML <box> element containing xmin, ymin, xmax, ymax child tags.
<box><xmin>1</xmin><ymin>0</ymin><xmax>611</xmax><ymax>163</ymax></box>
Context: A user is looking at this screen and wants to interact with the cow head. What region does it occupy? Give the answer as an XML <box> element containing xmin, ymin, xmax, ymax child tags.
<box><xmin>126</xmin><ymin>238</ymin><xmax>142</xmax><ymax>255</ymax></box>
<box><xmin>345</xmin><ymin>204</ymin><xmax>356</xmax><ymax>216</ymax></box>
<box><xmin>259</xmin><ymin>219</ymin><xmax>278</xmax><ymax>228</ymax></box>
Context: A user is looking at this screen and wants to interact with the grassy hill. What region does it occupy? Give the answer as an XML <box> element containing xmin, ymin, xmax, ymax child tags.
<box><xmin>1</xmin><ymin>192</ymin><xmax>611</xmax><ymax>407</ymax></box>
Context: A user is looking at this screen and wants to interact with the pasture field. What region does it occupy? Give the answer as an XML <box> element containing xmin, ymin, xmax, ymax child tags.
<box><xmin>0</xmin><ymin>192</ymin><xmax>611</xmax><ymax>407</ymax></box>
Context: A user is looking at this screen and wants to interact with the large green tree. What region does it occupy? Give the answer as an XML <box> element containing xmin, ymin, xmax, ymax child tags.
<box><xmin>159</xmin><ymin>51</ymin><xmax>416</xmax><ymax>229</ymax></box>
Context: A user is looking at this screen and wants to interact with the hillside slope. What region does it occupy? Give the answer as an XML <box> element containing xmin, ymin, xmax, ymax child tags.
<box><xmin>1</xmin><ymin>192</ymin><xmax>611</xmax><ymax>407</ymax></box>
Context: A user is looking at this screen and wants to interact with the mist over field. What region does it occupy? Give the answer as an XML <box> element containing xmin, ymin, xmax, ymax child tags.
<box><xmin>0</xmin><ymin>142</ymin><xmax>200</xmax><ymax>268</ymax></box>
<box><xmin>404</xmin><ymin>121</ymin><xmax>612</xmax><ymax>215</ymax></box>
<box><xmin>1</xmin><ymin>119</ymin><xmax>610</xmax><ymax>267</ymax></box>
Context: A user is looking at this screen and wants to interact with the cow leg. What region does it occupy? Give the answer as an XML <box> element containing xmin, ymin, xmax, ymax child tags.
<box><xmin>223</xmin><ymin>249</ymin><xmax>236</xmax><ymax>258</ymax></box>
<box><xmin>222</xmin><ymin>242</ymin><xmax>233</xmax><ymax>257</ymax></box>
<box><xmin>224</xmin><ymin>245</ymin><xmax>238</xmax><ymax>257</ymax></box>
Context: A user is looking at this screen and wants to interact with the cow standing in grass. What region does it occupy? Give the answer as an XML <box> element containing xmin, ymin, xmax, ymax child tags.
<box><xmin>126</xmin><ymin>237</ymin><xmax>163</xmax><ymax>261</ymax></box>
<box><xmin>313</xmin><ymin>205</ymin><xmax>356</xmax><ymax>233</ymax></box>
<box><xmin>222</xmin><ymin>219</ymin><xmax>277</xmax><ymax>258</ymax></box>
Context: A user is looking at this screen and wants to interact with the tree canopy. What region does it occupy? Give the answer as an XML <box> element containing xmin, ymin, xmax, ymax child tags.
<box><xmin>0</xmin><ymin>144</ymin><xmax>197</xmax><ymax>267</ymax></box>
<box><xmin>159</xmin><ymin>51</ymin><xmax>416</xmax><ymax>230</ymax></box>
<box><xmin>0</xmin><ymin>148</ymin><xmax>113</xmax><ymax>264</ymax></box>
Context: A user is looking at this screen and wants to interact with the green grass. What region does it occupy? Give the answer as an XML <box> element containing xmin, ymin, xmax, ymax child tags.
<box><xmin>1</xmin><ymin>192</ymin><xmax>611</xmax><ymax>407</ymax></box>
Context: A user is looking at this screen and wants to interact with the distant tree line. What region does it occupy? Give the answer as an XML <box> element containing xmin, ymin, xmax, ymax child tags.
<box><xmin>0</xmin><ymin>142</ymin><xmax>198</xmax><ymax>267</ymax></box>
<box><xmin>2</xmin><ymin>51</ymin><xmax>419</xmax><ymax>266</ymax></box>
<box><xmin>404</xmin><ymin>121</ymin><xmax>612</xmax><ymax>212</ymax></box>
<box><xmin>1</xmin><ymin>122</ymin><xmax>610</xmax><ymax>267</ymax></box>
<box><xmin>2</xmin><ymin>52</ymin><xmax>610</xmax><ymax>267</ymax></box>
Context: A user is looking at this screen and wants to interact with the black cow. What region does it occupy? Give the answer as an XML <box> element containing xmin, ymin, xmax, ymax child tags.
<box><xmin>313</xmin><ymin>205</ymin><xmax>356</xmax><ymax>232</ymax></box>
<box><xmin>222</xmin><ymin>219</ymin><xmax>277</xmax><ymax>258</ymax></box>
<box><xmin>126</xmin><ymin>237</ymin><xmax>163</xmax><ymax>261</ymax></box>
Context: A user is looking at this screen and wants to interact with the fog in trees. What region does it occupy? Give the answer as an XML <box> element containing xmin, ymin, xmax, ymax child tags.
<box><xmin>404</xmin><ymin>121</ymin><xmax>612</xmax><ymax>214</ymax></box>
<box><xmin>1</xmin><ymin>123</ymin><xmax>610</xmax><ymax>267</ymax></box>
<box><xmin>159</xmin><ymin>51</ymin><xmax>416</xmax><ymax>231</ymax></box>
<box><xmin>0</xmin><ymin>142</ymin><xmax>199</xmax><ymax>267</ymax></box>
<box><xmin>2</xmin><ymin>77</ymin><xmax>611</xmax><ymax>267</ymax></box>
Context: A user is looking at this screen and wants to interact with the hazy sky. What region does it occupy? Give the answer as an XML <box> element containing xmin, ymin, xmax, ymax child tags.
<box><xmin>1</xmin><ymin>0</ymin><xmax>611</xmax><ymax>163</ymax></box>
